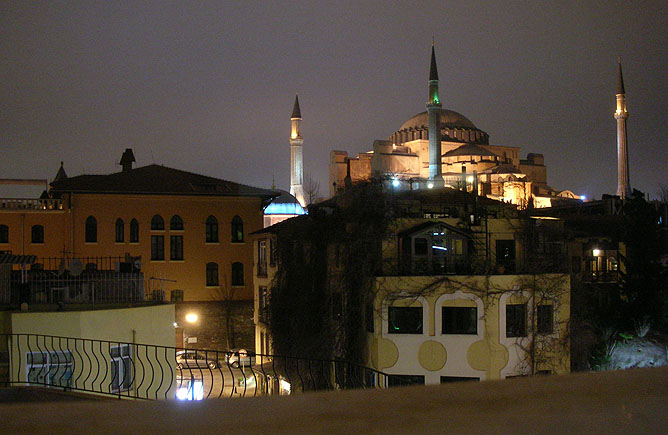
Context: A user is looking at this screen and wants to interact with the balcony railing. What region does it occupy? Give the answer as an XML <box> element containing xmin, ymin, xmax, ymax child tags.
<box><xmin>0</xmin><ymin>198</ymin><xmax>63</xmax><ymax>210</ymax></box>
<box><xmin>0</xmin><ymin>334</ymin><xmax>402</xmax><ymax>401</ymax></box>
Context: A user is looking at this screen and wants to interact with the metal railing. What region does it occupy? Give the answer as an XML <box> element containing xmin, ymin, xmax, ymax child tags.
<box><xmin>0</xmin><ymin>198</ymin><xmax>63</xmax><ymax>210</ymax></box>
<box><xmin>0</xmin><ymin>334</ymin><xmax>404</xmax><ymax>401</ymax></box>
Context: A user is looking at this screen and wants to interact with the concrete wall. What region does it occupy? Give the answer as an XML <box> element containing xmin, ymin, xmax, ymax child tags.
<box><xmin>175</xmin><ymin>301</ymin><xmax>254</xmax><ymax>351</ymax></box>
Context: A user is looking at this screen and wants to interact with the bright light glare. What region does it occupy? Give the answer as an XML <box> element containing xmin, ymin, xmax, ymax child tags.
<box><xmin>466</xmin><ymin>175</ymin><xmax>474</xmax><ymax>183</ymax></box>
<box><xmin>185</xmin><ymin>313</ymin><xmax>198</xmax><ymax>323</ymax></box>
<box><xmin>392</xmin><ymin>179</ymin><xmax>400</xmax><ymax>188</ymax></box>
<box><xmin>592</xmin><ymin>249</ymin><xmax>601</xmax><ymax>257</ymax></box>
<box><xmin>427</xmin><ymin>182</ymin><xmax>434</xmax><ymax>189</ymax></box>
<box><xmin>176</xmin><ymin>380</ymin><xmax>204</xmax><ymax>401</ymax></box>
<box><xmin>581</xmin><ymin>195</ymin><xmax>586</xmax><ymax>201</ymax></box>
<box><xmin>280</xmin><ymin>379</ymin><xmax>292</xmax><ymax>395</ymax></box>
<box><xmin>432</xmin><ymin>246</ymin><xmax>447</xmax><ymax>251</ymax></box>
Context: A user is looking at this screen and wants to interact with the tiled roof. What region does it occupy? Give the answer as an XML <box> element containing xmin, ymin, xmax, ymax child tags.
<box><xmin>50</xmin><ymin>164</ymin><xmax>278</xmax><ymax>199</ymax></box>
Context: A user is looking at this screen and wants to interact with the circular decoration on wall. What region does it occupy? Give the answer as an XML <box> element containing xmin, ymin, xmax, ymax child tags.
<box><xmin>370</xmin><ymin>338</ymin><xmax>399</xmax><ymax>370</ymax></box>
<box><xmin>418</xmin><ymin>340</ymin><xmax>447</xmax><ymax>371</ymax></box>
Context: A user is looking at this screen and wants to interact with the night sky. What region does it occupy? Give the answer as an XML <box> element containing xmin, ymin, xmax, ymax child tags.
<box><xmin>2</xmin><ymin>2</ymin><xmax>667</xmax><ymax>201</ymax></box>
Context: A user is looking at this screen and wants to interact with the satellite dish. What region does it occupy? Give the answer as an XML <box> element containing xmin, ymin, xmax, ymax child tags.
<box><xmin>69</xmin><ymin>259</ymin><xmax>83</xmax><ymax>277</ymax></box>
<box><xmin>57</xmin><ymin>259</ymin><xmax>66</xmax><ymax>276</ymax></box>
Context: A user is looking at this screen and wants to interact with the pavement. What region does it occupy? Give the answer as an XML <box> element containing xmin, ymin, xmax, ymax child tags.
<box><xmin>1</xmin><ymin>367</ymin><xmax>667</xmax><ymax>433</ymax></box>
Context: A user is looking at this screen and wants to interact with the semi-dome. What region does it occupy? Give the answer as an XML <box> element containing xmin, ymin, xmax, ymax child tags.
<box><xmin>390</xmin><ymin>108</ymin><xmax>489</xmax><ymax>146</ymax></box>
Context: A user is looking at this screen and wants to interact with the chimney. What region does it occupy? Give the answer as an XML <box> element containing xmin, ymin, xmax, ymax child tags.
<box><xmin>119</xmin><ymin>149</ymin><xmax>136</xmax><ymax>172</ymax></box>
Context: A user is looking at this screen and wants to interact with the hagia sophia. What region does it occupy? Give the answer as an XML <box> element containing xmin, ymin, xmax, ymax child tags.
<box><xmin>326</xmin><ymin>45</ymin><xmax>582</xmax><ymax>209</ymax></box>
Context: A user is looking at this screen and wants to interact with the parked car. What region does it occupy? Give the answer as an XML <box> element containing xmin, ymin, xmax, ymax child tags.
<box><xmin>226</xmin><ymin>349</ymin><xmax>256</xmax><ymax>368</ymax></box>
<box><xmin>176</xmin><ymin>350</ymin><xmax>221</xmax><ymax>370</ymax></box>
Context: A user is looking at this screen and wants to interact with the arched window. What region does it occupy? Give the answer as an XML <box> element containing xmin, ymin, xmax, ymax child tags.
<box><xmin>231</xmin><ymin>262</ymin><xmax>244</xmax><ymax>286</ymax></box>
<box><xmin>206</xmin><ymin>215</ymin><xmax>218</xmax><ymax>243</ymax></box>
<box><xmin>31</xmin><ymin>225</ymin><xmax>44</xmax><ymax>244</ymax></box>
<box><xmin>85</xmin><ymin>216</ymin><xmax>97</xmax><ymax>243</ymax></box>
<box><xmin>151</xmin><ymin>215</ymin><xmax>164</xmax><ymax>231</ymax></box>
<box><xmin>115</xmin><ymin>218</ymin><xmax>124</xmax><ymax>243</ymax></box>
<box><xmin>206</xmin><ymin>262</ymin><xmax>219</xmax><ymax>286</ymax></box>
<box><xmin>170</xmin><ymin>215</ymin><xmax>184</xmax><ymax>231</ymax></box>
<box><xmin>130</xmin><ymin>219</ymin><xmax>139</xmax><ymax>243</ymax></box>
<box><xmin>0</xmin><ymin>225</ymin><xmax>8</xmax><ymax>243</ymax></box>
<box><xmin>231</xmin><ymin>215</ymin><xmax>243</xmax><ymax>242</ymax></box>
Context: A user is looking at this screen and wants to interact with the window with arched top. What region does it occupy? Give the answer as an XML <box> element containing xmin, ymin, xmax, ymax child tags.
<box><xmin>231</xmin><ymin>262</ymin><xmax>244</xmax><ymax>286</ymax></box>
<box><xmin>231</xmin><ymin>216</ymin><xmax>243</xmax><ymax>243</ymax></box>
<box><xmin>0</xmin><ymin>225</ymin><xmax>8</xmax><ymax>243</ymax></box>
<box><xmin>206</xmin><ymin>262</ymin><xmax>219</xmax><ymax>286</ymax></box>
<box><xmin>85</xmin><ymin>216</ymin><xmax>97</xmax><ymax>243</ymax></box>
<box><xmin>31</xmin><ymin>225</ymin><xmax>44</xmax><ymax>244</ymax></box>
<box><xmin>130</xmin><ymin>219</ymin><xmax>139</xmax><ymax>243</ymax></box>
<box><xmin>206</xmin><ymin>215</ymin><xmax>218</xmax><ymax>243</ymax></box>
<box><xmin>115</xmin><ymin>218</ymin><xmax>124</xmax><ymax>243</ymax></box>
<box><xmin>170</xmin><ymin>215</ymin><xmax>184</xmax><ymax>231</ymax></box>
<box><xmin>151</xmin><ymin>215</ymin><xmax>164</xmax><ymax>231</ymax></box>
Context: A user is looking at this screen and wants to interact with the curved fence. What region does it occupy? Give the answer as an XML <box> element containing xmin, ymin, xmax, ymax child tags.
<box><xmin>0</xmin><ymin>334</ymin><xmax>400</xmax><ymax>400</ymax></box>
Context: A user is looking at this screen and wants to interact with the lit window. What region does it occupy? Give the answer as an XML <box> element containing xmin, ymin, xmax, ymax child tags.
<box><xmin>231</xmin><ymin>216</ymin><xmax>243</xmax><ymax>242</ymax></box>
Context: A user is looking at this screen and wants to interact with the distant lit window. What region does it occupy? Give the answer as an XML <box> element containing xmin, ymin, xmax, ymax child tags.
<box><xmin>31</xmin><ymin>225</ymin><xmax>44</xmax><ymax>244</ymax></box>
<box><xmin>85</xmin><ymin>216</ymin><xmax>97</xmax><ymax>243</ymax></box>
<box><xmin>388</xmin><ymin>306</ymin><xmax>423</xmax><ymax>334</ymax></box>
<box><xmin>231</xmin><ymin>216</ymin><xmax>243</xmax><ymax>242</ymax></box>
<box><xmin>115</xmin><ymin>218</ymin><xmax>124</xmax><ymax>243</ymax></box>
<box><xmin>130</xmin><ymin>219</ymin><xmax>139</xmax><ymax>243</ymax></box>
<box><xmin>206</xmin><ymin>216</ymin><xmax>218</xmax><ymax>243</ymax></box>
<box><xmin>206</xmin><ymin>262</ymin><xmax>219</xmax><ymax>286</ymax></box>
<box><xmin>151</xmin><ymin>235</ymin><xmax>164</xmax><ymax>260</ymax></box>
<box><xmin>170</xmin><ymin>289</ymin><xmax>184</xmax><ymax>302</ymax></box>
<box><xmin>231</xmin><ymin>262</ymin><xmax>244</xmax><ymax>286</ymax></box>
<box><xmin>170</xmin><ymin>215</ymin><xmax>184</xmax><ymax>231</ymax></box>
<box><xmin>0</xmin><ymin>225</ymin><xmax>8</xmax><ymax>243</ymax></box>
<box><xmin>151</xmin><ymin>215</ymin><xmax>164</xmax><ymax>231</ymax></box>
<box><xmin>506</xmin><ymin>304</ymin><xmax>527</xmax><ymax>337</ymax></box>
<box><xmin>442</xmin><ymin>306</ymin><xmax>477</xmax><ymax>334</ymax></box>
<box><xmin>537</xmin><ymin>305</ymin><xmax>554</xmax><ymax>334</ymax></box>
<box><xmin>170</xmin><ymin>235</ymin><xmax>183</xmax><ymax>260</ymax></box>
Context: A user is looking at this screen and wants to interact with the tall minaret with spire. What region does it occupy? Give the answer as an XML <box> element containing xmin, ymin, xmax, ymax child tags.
<box><xmin>615</xmin><ymin>58</ymin><xmax>631</xmax><ymax>199</ymax></box>
<box><xmin>290</xmin><ymin>94</ymin><xmax>306</xmax><ymax>206</ymax></box>
<box><xmin>427</xmin><ymin>42</ymin><xmax>443</xmax><ymax>186</ymax></box>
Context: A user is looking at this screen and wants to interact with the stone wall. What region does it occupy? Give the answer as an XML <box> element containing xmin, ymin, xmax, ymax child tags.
<box><xmin>175</xmin><ymin>301</ymin><xmax>254</xmax><ymax>351</ymax></box>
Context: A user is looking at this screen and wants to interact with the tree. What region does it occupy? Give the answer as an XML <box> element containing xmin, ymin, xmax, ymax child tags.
<box><xmin>304</xmin><ymin>173</ymin><xmax>321</xmax><ymax>205</ymax></box>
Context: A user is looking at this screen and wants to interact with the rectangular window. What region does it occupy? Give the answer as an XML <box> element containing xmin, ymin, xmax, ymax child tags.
<box><xmin>259</xmin><ymin>286</ymin><xmax>269</xmax><ymax>323</ymax></box>
<box><xmin>170</xmin><ymin>289</ymin><xmax>184</xmax><ymax>302</ymax></box>
<box><xmin>442</xmin><ymin>306</ymin><xmax>477</xmax><ymax>334</ymax></box>
<box><xmin>151</xmin><ymin>235</ymin><xmax>164</xmax><ymax>260</ymax></box>
<box><xmin>388</xmin><ymin>306</ymin><xmax>423</xmax><ymax>334</ymax></box>
<box><xmin>387</xmin><ymin>374</ymin><xmax>425</xmax><ymax>387</ymax></box>
<box><xmin>110</xmin><ymin>344</ymin><xmax>132</xmax><ymax>393</ymax></box>
<box><xmin>506</xmin><ymin>303</ymin><xmax>527</xmax><ymax>337</ymax></box>
<box><xmin>496</xmin><ymin>239</ymin><xmax>516</xmax><ymax>273</ymax></box>
<box><xmin>366</xmin><ymin>303</ymin><xmax>374</xmax><ymax>333</ymax></box>
<box><xmin>537</xmin><ymin>305</ymin><xmax>554</xmax><ymax>334</ymax></box>
<box><xmin>170</xmin><ymin>235</ymin><xmax>183</xmax><ymax>260</ymax></box>
<box><xmin>440</xmin><ymin>376</ymin><xmax>480</xmax><ymax>383</ymax></box>
<box><xmin>257</xmin><ymin>240</ymin><xmax>267</xmax><ymax>276</ymax></box>
<box><xmin>26</xmin><ymin>351</ymin><xmax>73</xmax><ymax>388</ymax></box>
<box><xmin>269</xmin><ymin>238</ymin><xmax>278</xmax><ymax>266</ymax></box>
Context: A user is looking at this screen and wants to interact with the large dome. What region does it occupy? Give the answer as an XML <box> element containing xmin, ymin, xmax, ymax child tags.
<box><xmin>399</xmin><ymin>109</ymin><xmax>477</xmax><ymax>131</ymax></box>
<box><xmin>390</xmin><ymin>108</ymin><xmax>489</xmax><ymax>145</ymax></box>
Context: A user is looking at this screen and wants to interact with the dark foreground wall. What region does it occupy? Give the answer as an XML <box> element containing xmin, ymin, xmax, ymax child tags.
<box><xmin>174</xmin><ymin>301</ymin><xmax>254</xmax><ymax>351</ymax></box>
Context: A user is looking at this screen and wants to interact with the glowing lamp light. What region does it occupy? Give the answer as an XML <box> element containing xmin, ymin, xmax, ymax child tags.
<box><xmin>185</xmin><ymin>313</ymin><xmax>198</xmax><ymax>324</ymax></box>
<box><xmin>392</xmin><ymin>179</ymin><xmax>400</xmax><ymax>188</ymax></box>
<box><xmin>581</xmin><ymin>195</ymin><xmax>586</xmax><ymax>201</ymax></box>
<box><xmin>592</xmin><ymin>249</ymin><xmax>601</xmax><ymax>257</ymax></box>
<box><xmin>427</xmin><ymin>182</ymin><xmax>434</xmax><ymax>189</ymax></box>
<box><xmin>466</xmin><ymin>175</ymin><xmax>474</xmax><ymax>183</ymax></box>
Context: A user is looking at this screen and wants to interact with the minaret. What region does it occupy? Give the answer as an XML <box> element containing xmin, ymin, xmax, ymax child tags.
<box><xmin>290</xmin><ymin>94</ymin><xmax>306</xmax><ymax>206</ymax></box>
<box><xmin>427</xmin><ymin>43</ymin><xmax>443</xmax><ymax>186</ymax></box>
<box><xmin>615</xmin><ymin>58</ymin><xmax>631</xmax><ymax>199</ymax></box>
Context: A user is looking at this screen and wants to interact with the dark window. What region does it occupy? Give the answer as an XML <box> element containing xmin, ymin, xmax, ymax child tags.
<box><xmin>257</xmin><ymin>240</ymin><xmax>267</xmax><ymax>276</ymax></box>
<box><xmin>170</xmin><ymin>289</ymin><xmax>184</xmax><ymax>302</ymax></box>
<box><xmin>151</xmin><ymin>235</ymin><xmax>164</xmax><ymax>260</ymax></box>
<box><xmin>130</xmin><ymin>219</ymin><xmax>139</xmax><ymax>243</ymax></box>
<box><xmin>85</xmin><ymin>216</ymin><xmax>97</xmax><ymax>243</ymax></box>
<box><xmin>440</xmin><ymin>376</ymin><xmax>479</xmax><ymax>383</ymax></box>
<box><xmin>496</xmin><ymin>239</ymin><xmax>516</xmax><ymax>273</ymax></box>
<box><xmin>571</xmin><ymin>256</ymin><xmax>581</xmax><ymax>274</ymax></box>
<box><xmin>170</xmin><ymin>235</ymin><xmax>183</xmax><ymax>260</ymax></box>
<box><xmin>170</xmin><ymin>215</ymin><xmax>183</xmax><ymax>231</ymax></box>
<box><xmin>442</xmin><ymin>306</ymin><xmax>477</xmax><ymax>334</ymax></box>
<box><xmin>115</xmin><ymin>218</ymin><xmax>124</xmax><ymax>243</ymax></box>
<box><xmin>388</xmin><ymin>306</ymin><xmax>423</xmax><ymax>334</ymax></box>
<box><xmin>0</xmin><ymin>225</ymin><xmax>8</xmax><ymax>243</ymax></box>
<box><xmin>205</xmin><ymin>215</ymin><xmax>218</xmax><ymax>242</ymax></box>
<box><xmin>259</xmin><ymin>286</ymin><xmax>269</xmax><ymax>323</ymax></box>
<box><xmin>206</xmin><ymin>262</ymin><xmax>218</xmax><ymax>286</ymax></box>
<box><xmin>388</xmin><ymin>375</ymin><xmax>425</xmax><ymax>387</ymax></box>
<box><xmin>366</xmin><ymin>304</ymin><xmax>374</xmax><ymax>333</ymax></box>
<box><xmin>506</xmin><ymin>303</ymin><xmax>527</xmax><ymax>337</ymax></box>
<box><xmin>231</xmin><ymin>215</ymin><xmax>243</xmax><ymax>242</ymax></box>
<box><xmin>269</xmin><ymin>238</ymin><xmax>278</xmax><ymax>266</ymax></box>
<box><xmin>414</xmin><ymin>238</ymin><xmax>428</xmax><ymax>255</ymax></box>
<box><xmin>537</xmin><ymin>305</ymin><xmax>554</xmax><ymax>334</ymax></box>
<box><xmin>150</xmin><ymin>215</ymin><xmax>164</xmax><ymax>231</ymax></box>
<box><xmin>231</xmin><ymin>262</ymin><xmax>244</xmax><ymax>286</ymax></box>
<box><xmin>31</xmin><ymin>225</ymin><xmax>44</xmax><ymax>244</ymax></box>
